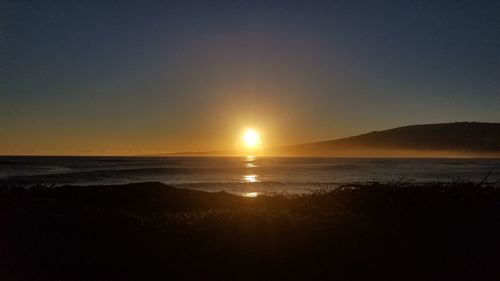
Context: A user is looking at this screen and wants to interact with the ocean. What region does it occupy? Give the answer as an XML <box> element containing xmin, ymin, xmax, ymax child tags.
<box><xmin>1</xmin><ymin>156</ymin><xmax>499</xmax><ymax>195</ymax></box>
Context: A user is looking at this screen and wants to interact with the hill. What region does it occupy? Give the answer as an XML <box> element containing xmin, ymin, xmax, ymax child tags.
<box><xmin>269</xmin><ymin>122</ymin><xmax>500</xmax><ymax>157</ymax></box>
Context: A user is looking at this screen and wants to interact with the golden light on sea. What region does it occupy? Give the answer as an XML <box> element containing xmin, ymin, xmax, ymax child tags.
<box><xmin>243</xmin><ymin>192</ymin><xmax>259</xmax><ymax>198</ymax></box>
<box><xmin>242</xmin><ymin>174</ymin><xmax>259</xmax><ymax>183</ymax></box>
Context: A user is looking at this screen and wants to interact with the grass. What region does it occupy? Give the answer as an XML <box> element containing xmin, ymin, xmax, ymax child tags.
<box><xmin>0</xmin><ymin>181</ymin><xmax>499</xmax><ymax>280</ymax></box>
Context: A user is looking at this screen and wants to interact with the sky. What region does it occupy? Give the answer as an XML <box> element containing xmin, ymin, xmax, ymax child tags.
<box><xmin>1</xmin><ymin>0</ymin><xmax>499</xmax><ymax>155</ymax></box>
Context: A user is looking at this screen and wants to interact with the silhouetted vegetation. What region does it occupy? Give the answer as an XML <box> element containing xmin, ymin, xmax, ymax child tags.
<box><xmin>1</xmin><ymin>181</ymin><xmax>499</xmax><ymax>280</ymax></box>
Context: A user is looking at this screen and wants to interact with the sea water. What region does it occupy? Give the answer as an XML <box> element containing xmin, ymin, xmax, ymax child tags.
<box><xmin>1</xmin><ymin>156</ymin><xmax>499</xmax><ymax>194</ymax></box>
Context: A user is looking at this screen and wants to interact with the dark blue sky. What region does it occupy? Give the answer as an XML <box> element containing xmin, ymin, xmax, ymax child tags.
<box><xmin>1</xmin><ymin>0</ymin><xmax>499</xmax><ymax>155</ymax></box>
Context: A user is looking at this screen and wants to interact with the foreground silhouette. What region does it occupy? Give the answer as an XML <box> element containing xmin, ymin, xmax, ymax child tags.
<box><xmin>1</xmin><ymin>181</ymin><xmax>499</xmax><ymax>280</ymax></box>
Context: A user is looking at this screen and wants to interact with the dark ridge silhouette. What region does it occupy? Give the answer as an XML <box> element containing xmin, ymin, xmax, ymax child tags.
<box><xmin>271</xmin><ymin>122</ymin><xmax>500</xmax><ymax>156</ymax></box>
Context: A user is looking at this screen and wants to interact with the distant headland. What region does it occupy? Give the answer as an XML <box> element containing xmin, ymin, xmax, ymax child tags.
<box><xmin>165</xmin><ymin>122</ymin><xmax>500</xmax><ymax>157</ymax></box>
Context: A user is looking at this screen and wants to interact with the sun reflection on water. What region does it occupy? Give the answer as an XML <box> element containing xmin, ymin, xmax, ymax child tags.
<box><xmin>243</xmin><ymin>192</ymin><xmax>259</xmax><ymax>197</ymax></box>
<box><xmin>242</xmin><ymin>155</ymin><xmax>259</xmax><ymax>183</ymax></box>
<box><xmin>242</xmin><ymin>174</ymin><xmax>259</xmax><ymax>183</ymax></box>
<box><xmin>242</xmin><ymin>156</ymin><xmax>259</xmax><ymax>196</ymax></box>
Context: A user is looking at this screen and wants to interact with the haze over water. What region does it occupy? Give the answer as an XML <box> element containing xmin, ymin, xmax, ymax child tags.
<box><xmin>1</xmin><ymin>157</ymin><xmax>499</xmax><ymax>195</ymax></box>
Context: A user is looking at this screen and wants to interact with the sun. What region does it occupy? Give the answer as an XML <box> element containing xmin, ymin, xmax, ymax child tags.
<box><xmin>242</xmin><ymin>128</ymin><xmax>261</xmax><ymax>148</ymax></box>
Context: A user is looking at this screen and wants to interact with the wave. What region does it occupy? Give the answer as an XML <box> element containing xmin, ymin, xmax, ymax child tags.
<box><xmin>0</xmin><ymin>167</ymin><xmax>196</xmax><ymax>183</ymax></box>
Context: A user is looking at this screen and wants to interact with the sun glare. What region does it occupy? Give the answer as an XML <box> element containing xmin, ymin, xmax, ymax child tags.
<box><xmin>242</xmin><ymin>128</ymin><xmax>261</xmax><ymax>148</ymax></box>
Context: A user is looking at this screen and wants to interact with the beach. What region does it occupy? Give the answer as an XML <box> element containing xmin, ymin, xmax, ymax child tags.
<box><xmin>1</xmin><ymin>181</ymin><xmax>499</xmax><ymax>280</ymax></box>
